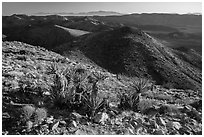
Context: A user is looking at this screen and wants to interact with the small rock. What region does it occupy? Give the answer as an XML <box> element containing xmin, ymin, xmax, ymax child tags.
<box><xmin>184</xmin><ymin>105</ymin><xmax>192</xmax><ymax>112</ymax></box>
<box><xmin>2</xmin><ymin>112</ymin><xmax>10</xmax><ymax>119</ymax></box>
<box><xmin>74</xmin><ymin>129</ymin><xmax>87</xmax><ymax>135</ymax></box>
<box><xmin>43</xmin><ymin>91</ymin><xmax>51</xmax><ymax>96</ymax></box>
<box><xmin>51</xmin><ymin>121</ymin><xmax>59</xmax><ymax>130</ymax></box>
<box><xmin>166</xmin><ymin>121</ymin><xmax>181</xmax><ymax>130</ymax></box>
<box><xmin>153</xmin><ymin>129</ymin><xmax>165</xmax><ymax>135</ymax></box>
<box><xmin>59</xmin><ymin>120</ymin><xmax>67</xmax><ymax>125</ymax></box>
<box><xmin>173</xmin><ymin>122</ymin><xmax>182</xmax><ymax>130</ymax></box>
<box><xmin>26</xmin><ymin>120</ymin><xmax>33</xmax><ymax>131</ymax></box>
<box><xmin>107</xmin><ymin>110</ymin><xmax>116</xmax><ymax>118</ymax></box>
<box><xmin>156</xmin><ymin>117</ymin><xmax>166</xmax><ymax>126</ymax></box>
<box><xmin>46</xmin><ymin>116</ymin><xmax>54</xmax><ymax>124</ymax></box>
<box><xmin>115</xmin><ymin>118</ymin><xmax>122</xmax><ymax>125</ymax></box>
<box><xmin>71</xmin><ymin>112</ymin><xmax>83</xmax><ymax>120</ymax></box>
<box><xmin>109</xmin><ymin>102</ymin><xmax>118</xmax><ymax>108</ymax></box>
<box><xmin>70</xmin><ymin>120</ymin><xmax>77</xmax><ymax>128</ymax></box>
<box><xmin>93</xmin><ymin>112</ymin><xmax>109</xmax><ymax>125</ymax></box>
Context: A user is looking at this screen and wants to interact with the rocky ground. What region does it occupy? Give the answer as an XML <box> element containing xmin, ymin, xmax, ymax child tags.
<box><xmin>2</xmin><ymin>41</ymin><xmax>202</xmax><ymax>135</ymax></box>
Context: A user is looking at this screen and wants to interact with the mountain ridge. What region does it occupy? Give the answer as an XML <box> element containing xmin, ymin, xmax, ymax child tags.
<box><xmin>57</xmin><ymin>26</ymin><xmax>201</xmax><ymax>91</ymax></box>
<box><xmin>34</xmin><ymin>11</ymin><xmax>123</xmax><ymax>16</ymax></box>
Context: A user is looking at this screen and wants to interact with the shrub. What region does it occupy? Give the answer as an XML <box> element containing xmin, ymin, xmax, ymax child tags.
<box><xmin>81</xmin><ymin>71</ymin><xmax>108</xmax><ymax>119</ymax></box>
<box><xmin>34</xmin><ymin>107</ymin><xmax>47</xmax><ymax>124</ymax></box>
<box><xmin>20</xmin><ymin>106</ymin><xmax>47</xmax><ymax>125</ymax></box>
<box><xmin>158</xmin><ymin>104</ymin><xmax>180</xmax><ymax>115</ymax></box>
<box><xmin>21</xmin><ymin>105</ymin><xmax>36</xmax><ymax>122</ymax></box>
<box><xmin>119</xmin><ymin>78</ymin><xmax>152</xmax><ymax>111</ymax></box>
<box><xmin>130</xmin><ymin>78</ymin><xmax>152</xmax><ymax>94</ymax></box>
<box><xmin>137</xmin><ymin>99</ymin><xmax>154</xmax><ymax>113</ymax></box>
<box><xmin>82</xmin><ymin>90</ymin><xmax>107</xmax><ymax>118</ymax></box>
<box><xmin>50</xmin><ymin>70</ymin><xmax>70</xmax><ymax>109</ymax></box>
<box><xmin>48</xmin><ymin>63</ymin><xmax>110</xmax><ymax>120</ymax></box>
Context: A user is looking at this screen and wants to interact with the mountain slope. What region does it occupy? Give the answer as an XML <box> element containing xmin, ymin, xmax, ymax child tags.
<box><xmin>3</xmin><ymin>24</ymin><xmax>75</xmax><ymax>50</ymax></box>
<box><xmin>2</xmin><ymin>15</ymin><xmax>120</xmax><ymax>50</ymax></box>
<box><xmin>3</xmin><ymin>41</ymin><xmax>202</xmax><ymax>135</ymax></box>
<box><xmin>59</xmin><ymin>26</ymin><xmax>201</xmax><ymax>91</ymax></box>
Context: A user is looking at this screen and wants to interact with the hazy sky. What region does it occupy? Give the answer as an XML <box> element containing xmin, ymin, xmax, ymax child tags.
<box><xmin>2</xmin><ymin>2</ymin><xmax>202</xmax><ymax>16</ymax></box>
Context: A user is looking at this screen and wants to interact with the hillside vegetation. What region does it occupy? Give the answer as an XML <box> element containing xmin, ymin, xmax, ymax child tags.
<box><xmin>2</xmin><ymin>41</ymin><xmax>202</xmax><ymax>135</ymax></box>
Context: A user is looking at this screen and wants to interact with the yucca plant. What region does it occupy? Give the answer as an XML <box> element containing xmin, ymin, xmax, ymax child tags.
<box><xmin>48</xmin><ymin>63</ymin><xmax>74</xmax><ymax>108</ymax></box>
<box><xmin>131</xmin><ymin>78</ymin><xmax>152</xmax><ymax>94</ymax></box>
<box><xmin>119</xmin><ymin>78</ymin><xmax>152</xmax><ymax>111</ymax></box>
<box><xmin>82</xmin><ymin>91</ymin><xmax>107</xmax><ymax>119</ymax></box>
<box><xmin>46</xmin><ymin>62</ymin><xmax>58</xmax><ymax>75</ymax></box>
<box><xmin>81</xmin><ymin>71</ymin><xmax>108</xmax><ymax>119</ymax></box>
<box><xmin>49</xmin><ymin>63</ymin><xmax>93</xmax><ymax>109</ymax></box>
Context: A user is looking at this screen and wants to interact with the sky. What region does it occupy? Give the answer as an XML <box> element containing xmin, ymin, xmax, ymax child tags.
<box><xmin>2</xmin><ymin>2</ymin><xmax>202</xmax><ymax>16</ymax></box>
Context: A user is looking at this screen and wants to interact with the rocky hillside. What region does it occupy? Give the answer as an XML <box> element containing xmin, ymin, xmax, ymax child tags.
<box><xmin>57</xmin><ymin>26</ymin><xmax>202</xmax><ymax>91</ymax></box>
<box><xmin>2</xmin><ymin>41</ymin><xmax>202</xmax><ymax>135</ymax></box>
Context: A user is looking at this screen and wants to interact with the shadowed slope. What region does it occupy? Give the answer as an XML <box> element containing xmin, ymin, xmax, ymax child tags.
<box><xmin>60</xmin><ymin>26</ymin><xmax>201</xmax><ymax>91</ymax></box>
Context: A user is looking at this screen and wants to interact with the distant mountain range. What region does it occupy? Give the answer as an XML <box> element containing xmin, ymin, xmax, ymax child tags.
<box><xmin>34</xmin><ymin>11</ymin><xmax>123</xmax><ymax>16</ymax></box>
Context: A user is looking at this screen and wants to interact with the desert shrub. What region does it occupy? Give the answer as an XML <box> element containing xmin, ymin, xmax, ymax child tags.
<box><xmin>20</xmin><ymin>105</ymin><xmax>47</xmax><ymax>126</ymax></box>
<box><xmin>81</xmin><ymin>71</ymin><xmax>109</xmax><ymax>118</ymax></box>
<box><xmin>46</xmin><ymin>62</ymin><xmax>58</xmax><ymax>75</ymax></box>
<box><xmin>82</xmin><ymin>90</ymin><xmax>108</xmax><ymax>118</ymax></box>
<box><xmin>131</xmin><ymin>78</ymin><xmax>152</xmax><ymax>93</ymax></box>
<box><xmin>50</xmin><ymin>69</ymin><xmax>70</xmax><ymax>109</ymax></box>
<box><xmin>158</xmin><ymin>104</ymin><xmax>180</xmax><ymax>115</ymax></box>
<box><xmin>48</xmin><ymin>63</ymin><xmax>108</xmax><ymax>112</ymax></box>
<box><xmin>34</xmin><ymin>108</ymin><xmax>47</xmax><ymax>124</ymax></box>
<box><xmin>137</xmin><ymin>99</ymin><xmax>154</xmax><ymax>113</ymax></box>
<box><xmin>20</xmin><ymin>105</ymin><xmax>36</xmax><ymax>123</ymax></box>
<box><xmin>119</xmin><ymin>78</ymin><xmax>152</xmax><ymax>111</ymax></box>
<box><xmin>48</xmin><ymin>63</ymin><xmax>110</xmax><ymax>119</ymax></box>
